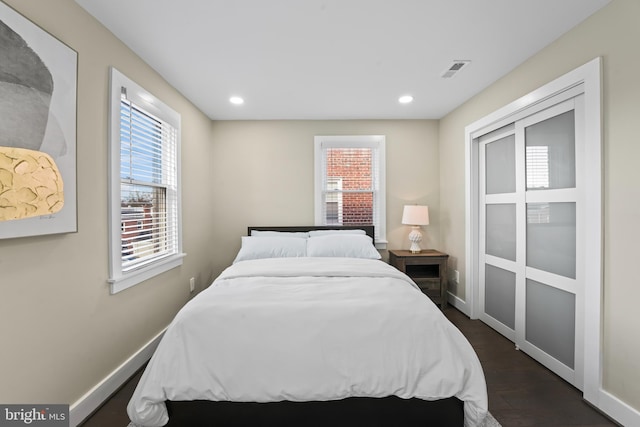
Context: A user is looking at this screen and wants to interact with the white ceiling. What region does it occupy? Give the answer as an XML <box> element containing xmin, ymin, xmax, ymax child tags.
<box><xmin>75</xmin><ymin>0</ymin><xmax>610</xmax><ymax>120</ymax></box>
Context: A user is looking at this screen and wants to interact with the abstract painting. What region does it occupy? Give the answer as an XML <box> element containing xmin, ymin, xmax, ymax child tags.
<box><xmin>0</xmin><ymin>2</ymin><xmax>77</xmax><ymax>239</ymax></box>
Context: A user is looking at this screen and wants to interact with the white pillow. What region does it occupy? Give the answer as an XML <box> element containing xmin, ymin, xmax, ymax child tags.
<box><xmin>308</xmin><ymin>229</ymin><xmax>367</xmax><ymax>237</ymax></box>
<box><xmin>306</xmin><ymin>234</ymin><xmax>381</xmax><ymax>259</ymax></box>
<box><xmin>233</xmin><ymin>236</ymin><xmax>307</xmax><ymax>263</ymax></box>
<box><xmin>250</xmin><ymin>230</ymin><xmax>309</xmax><ymax>238</ymax></box>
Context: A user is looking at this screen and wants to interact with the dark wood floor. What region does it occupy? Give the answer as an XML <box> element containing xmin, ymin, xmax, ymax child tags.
<box><xmin>445</xmin><ymin>308</ymin><xmax>618</xmax><ymax>427</ymax></box>
<box><xmin>81</xmin><ymin>307</ymin><xmax>619</xmax><ymax>427</ymax></box>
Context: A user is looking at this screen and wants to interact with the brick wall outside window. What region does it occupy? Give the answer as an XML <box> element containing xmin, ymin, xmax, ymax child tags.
<box><xmin>326</xmin><ymin>148</ymin><xmax>373</xmax><ymax>224</ymax></box>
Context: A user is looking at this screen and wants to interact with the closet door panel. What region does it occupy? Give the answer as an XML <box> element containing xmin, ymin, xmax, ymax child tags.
<box><xmin>526</xmin><ymin>202</ymin><xmax>576</xmax><ymax>279</ymax></box>
<box><xmin>486</xmin><ymin>134</ymin><xmax>516</xmax><ymax>194</ymax></box>
<box><xmin>486</xmin><ymin>203</ymin><xmax>517</xmax><ymax>262</ymax></box>
<box><xmin>525</xmin><ymin>279</ymin><xmax>576</xmax><ymax>369</ymax></box>
<box><xmin>485</xmin><ymin>265</ymin><xmax>516</xmax><ymax>329</ymax></box>
<box><xmin>525</xmin><ymin>110</ymin><xmax>575</xmax><ymax>191</ymax></box>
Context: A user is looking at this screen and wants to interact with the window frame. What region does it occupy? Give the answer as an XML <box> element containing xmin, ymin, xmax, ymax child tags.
<box><xmin>108</xmin><ymin>67</ymin><xmax>184</xmax><ymax>294</ymax></box>
<box><xmin>314</xmin><ymin>135</ymin><xmax>386</xmax><ymax>248</ymax></box>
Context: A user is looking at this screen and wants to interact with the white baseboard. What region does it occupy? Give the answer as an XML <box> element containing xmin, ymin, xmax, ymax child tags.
<box><xmin>447</xmin><ymin>291</ymin><xmax>470</xmax><ymax>316</ymax></box>
<box><xmin>69</xmin><ymin>328</ymin><xmax>166</xmax><ymax>426</ymax></box>
<box><xmin>596</xmin><ymin>388</ymin><xmax>640</xmax><ymax>427</ymax></box>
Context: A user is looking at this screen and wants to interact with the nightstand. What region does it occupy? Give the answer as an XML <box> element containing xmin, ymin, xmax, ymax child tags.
<box><xmin>388</xmin><ymin>249</ymin><xmax>449</xmax><ymax>309</ymax></box>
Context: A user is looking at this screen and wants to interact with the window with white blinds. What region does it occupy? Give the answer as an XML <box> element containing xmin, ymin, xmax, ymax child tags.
<box><xmin>314</xmin><ymin>135</ymin><xmax>386</xmax><ymax>246</ymax></box>
<box><xmin>108</xmin><ymin>68</ymin><xmax>183</xmax><ymax>294</ymax></box>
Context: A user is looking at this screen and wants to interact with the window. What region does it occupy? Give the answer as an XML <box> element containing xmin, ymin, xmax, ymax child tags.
<box><xmin>108</xmin><ymin>68</ymin><xmax>184</xmax><ymax>293</ymax></box>
<box><xmin>314</xmin><ymin>135</ymin><xmax>386</xmax><ymax>246</ymax></box>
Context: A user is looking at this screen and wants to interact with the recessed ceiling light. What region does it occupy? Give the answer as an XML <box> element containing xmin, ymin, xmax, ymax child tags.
<box><xmin>398</xmin><ymin>95</ymin><xmax>414</xmax><ymax>104</ymax></box>
<box><xmin>229</xmin><ymin>96</ymin><xmax>244</xmax><ymax>105</ymax></box>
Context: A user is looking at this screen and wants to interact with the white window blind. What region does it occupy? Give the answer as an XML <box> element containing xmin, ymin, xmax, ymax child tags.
<box><xmin>119</xmin><ymin>94</ymin><xmax>179</xmax><ymax>271</ymax></box>
<box><xmin>314</xmin><ymin>136</ymin><xmax>386</xmax><ymax>246</ymax></box>
<box><xmin>108</xmin><ymin>68</ymin><xmax>183</xmax><ymax>294</ymax></box>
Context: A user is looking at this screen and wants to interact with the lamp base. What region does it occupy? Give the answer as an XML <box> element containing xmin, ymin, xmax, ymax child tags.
<box><xmin>408</xmin><ymin>226</ymin><xmax>423</xmax><ymax>254</ymax></box>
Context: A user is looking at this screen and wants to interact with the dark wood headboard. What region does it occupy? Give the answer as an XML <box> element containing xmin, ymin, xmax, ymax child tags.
<box><xmin>247</xmin><ymin>225</ymin><xmax>375</xmax><ymax>243</ymax></box>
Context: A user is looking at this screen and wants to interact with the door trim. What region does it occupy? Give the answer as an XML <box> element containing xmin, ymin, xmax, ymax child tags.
<box><xmin>464</xmin><ymin>58</ymin><xmax>602</xmax><ymax>403</ymax></box>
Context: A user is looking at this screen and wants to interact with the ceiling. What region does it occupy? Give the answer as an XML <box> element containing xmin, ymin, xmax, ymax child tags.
<box><xmin>75</xmin><ymin>0</ymin><xmax>610</xmax><ymax>120</ymax></box>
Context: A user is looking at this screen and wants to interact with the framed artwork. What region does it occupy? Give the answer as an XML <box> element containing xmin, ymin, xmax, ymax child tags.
<box><xmin>0</xmin><ymin>1</ymin><xmax>77</xmax><ymax>239</ymax></box>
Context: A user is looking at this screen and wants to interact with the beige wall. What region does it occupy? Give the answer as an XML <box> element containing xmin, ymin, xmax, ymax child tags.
<box><xmin>439</xmin><ymin>0</ymin><xmax>640</xmax><ymax>412</ymax></box>
<box><xmin>0</xmin><ymin>0</ymin><xmax>215</xmax><ymax>405</ymax></box>
<box><xmin>210</xmin><ymin>120</ymin><xmax>440</xmax><ymax>270</ymax></box>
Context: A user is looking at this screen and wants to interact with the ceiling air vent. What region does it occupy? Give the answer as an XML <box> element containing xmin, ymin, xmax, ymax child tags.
<box><xmin>441</xmin><ymin>60</ymin><xmax>471</xmax><ymax>78</ymax></box>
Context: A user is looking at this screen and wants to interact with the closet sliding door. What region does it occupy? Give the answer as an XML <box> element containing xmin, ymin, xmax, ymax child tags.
<box><xmin>479</xmin><ymin>125</ymin><xmax>519</xmax><ymax>342</ymax></box>
<box><xmin>479</xmin><ymin>96</ymin><xmax>585</xmax><ymax>390</ymax></box>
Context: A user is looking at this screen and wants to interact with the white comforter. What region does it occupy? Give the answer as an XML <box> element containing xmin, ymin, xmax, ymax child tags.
<box><xmin>127</xmin><ymin>257</ymin><xmax>488</xmax><ymax>427</ymax></box>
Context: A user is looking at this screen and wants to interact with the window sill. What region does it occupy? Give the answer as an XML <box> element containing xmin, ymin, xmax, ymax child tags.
<box><xmin>375</xmin><ymin>240</ymin><xmax>388</xmax><ymax>250</ymax></box>
<box><xmin>109</xmin><ymin>252</ymin><xmax>186</xmax><ymax>294</ymax></box>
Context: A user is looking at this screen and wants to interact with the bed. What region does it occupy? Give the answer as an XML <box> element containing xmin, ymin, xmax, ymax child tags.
<box><xmin>126</xmin><ymin>226</ymin><xmax>487</xmax><ymax>427</ymax></box>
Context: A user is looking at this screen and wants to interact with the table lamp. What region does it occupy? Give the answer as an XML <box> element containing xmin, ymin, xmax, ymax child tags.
<box><xmin>402</xmin><ymin>205</ymin><xmax>429</xmax><ymax>253</ymax></box>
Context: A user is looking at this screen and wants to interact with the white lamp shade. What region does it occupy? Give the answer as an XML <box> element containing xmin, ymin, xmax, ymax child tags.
<box><xmin>402</xmin><ymin>205</ymin><xmax>429</xmax><ymax>226</ymax></box>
